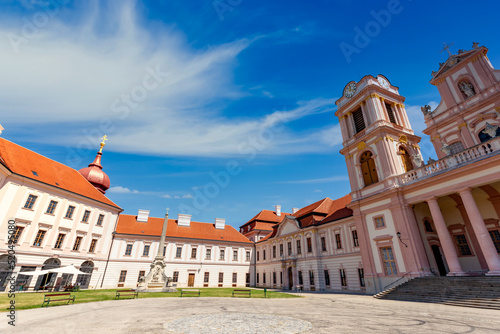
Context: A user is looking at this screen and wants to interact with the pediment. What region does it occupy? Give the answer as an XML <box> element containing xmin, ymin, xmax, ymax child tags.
<box><xmin>275</xmin><ymin>216</ymin><xmax>300</xmax><ymax>237</ymax></box>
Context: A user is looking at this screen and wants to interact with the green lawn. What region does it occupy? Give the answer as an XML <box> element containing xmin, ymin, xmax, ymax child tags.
<box><xmin>1</xmin><ymin>288</ymin><xmax>298</xmax><ymax>312</ymax></box>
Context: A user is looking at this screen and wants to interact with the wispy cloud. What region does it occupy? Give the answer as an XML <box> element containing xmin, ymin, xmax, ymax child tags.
<box><xmin>276</xmin><ymin>176</ymin><xmax>348</xmax><ymax>184</ymax></box>
<box><xmin>108</xmin><ymin>186</ymin><xmax>141</xmax><ymax>194</ymax></box>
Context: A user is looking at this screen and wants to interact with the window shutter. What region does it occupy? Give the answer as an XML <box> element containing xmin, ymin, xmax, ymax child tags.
<box><xmin>352</xmin><ymin>108</ymin><xmax>365</xmax><ymax>133</ymax></box>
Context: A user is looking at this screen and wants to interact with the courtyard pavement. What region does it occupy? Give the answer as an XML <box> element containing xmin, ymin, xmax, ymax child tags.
<box><xmin>2</xmin><ymin>292</ymin><xmax>500</xmax><ymax>333</ymax></box>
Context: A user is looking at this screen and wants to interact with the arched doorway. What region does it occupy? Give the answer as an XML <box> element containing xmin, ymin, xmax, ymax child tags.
<box><xmin>35</xmin><ymin>258</ymin><xmax>61</xmax><ymax>290</ymax></box>
<box><xmin>399</xmin><ymin>146</ymin><xmax>414</xmax><ymax>172</ymax></box>
<box><xmin>288</xmin><ymin>267</ymin><xmax>293</xmax><ymax>290</ymax></box>
<box><xmin>75</xmin><ymin>261</ymin><xmax>94</xmax><ymax>289</ymax></box>
<box><xmin>431</xmin><ymin>245</ymin><xmax>447</xmax><ymax>276</ymax></box>
<box><xmin>360</xmin><ymin>151</ymin><xmax>379</xmax><ymax>186</ymax></box>
<box><xmin>0</xmin><ymin>254</ymin><xmax>15</xmax><ymax>292</ymax></box>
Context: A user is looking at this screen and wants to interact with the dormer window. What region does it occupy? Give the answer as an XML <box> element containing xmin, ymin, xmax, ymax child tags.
<box><xmin>352</xmin><ymin>108</ymin><xmax>366</xmax><ymax>133</ymax></box>
<box><xmin>458</xmin><ymin>80</ymin><xmax>476</xmax><ymax>99</ymax></box>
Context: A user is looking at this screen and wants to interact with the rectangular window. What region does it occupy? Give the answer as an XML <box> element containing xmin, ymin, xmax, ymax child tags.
<box><xmin>96</xmin><ymin>214</ymin><xmax>104</xmax><ymax>226</ymax></box>
<box><xmin>352</xmin><ymin>230</ymin><xmax>359</xmax><ymax>247</ymax></box>
<box><xmin>454</xmin><ymin>234</ymin><xmax>472</xmax><ymax>256</ymax></box>
<box><xmin>119</xmin><ymin>270</ymin><xmax>127</xmax><ymax>283</ymax></box>
<box><xmin>256</xmin><ymin>273</ymin><xmax>259</xmax><ymax>284</ymax></box>
<box><xmin>54</xmin><ymin>233</ymin><xmax>65</xmax><ymax>249</ymax></box>
<box><xmin>298</xmin><ymin>271</ymin><xmax>303</xmax><ymax>285</ymax></box>
<box><xmin>73</xmin><ymin>236</ymin><xmax>82</xmax><ymax>251</ymax></box>
<box><xmin>385</xmin><ymin>103</ymin><xmax>397</xmax><ymax>124</ymax></box>
<box><xmin>449</xmin><ymin>141</ymin><xmax>464</xmax><ymax>155</ymax></box>
<box><xmin>191</xmin><ymin>248</ymin><xmax>197</xmax><ymax>259</ymax></box>
<box><xmin>489</xmin><ymin>230</ymin><xmax>500</xmax><ymax>253</ymax></box>
<box><xmin>340</xmin><ymin>269</ymin><xmax>347</xmax><ymax>286</ymax></box>
<box><xmin>220</xmin><ymin>249</ymin><xmax>225</xmax><ymax>260</ymax></box>
<box><xmin>232</xmin><ymin>273</ymin><xmax>237</xmax><ymax>284</ymax></box>
<box><xmin>143</xmin><ymin>245</ymin><xmax>150</xmax><ymax>256</ymax></box>
<box><xmin>263</xmin><ymin>249</ymin><xmax>266</xmax><ymax>260</ymax></box>
<box><xmin>380</xmin><ymin>247</ymin><xmax>397</xmax><ymax>276</ymax></box>
<box><xmin>257</xmin><ymin>251</ymin><xmax>260</xmax><ymax>261</ymax></box>
<box><xmin>280</xmin><ymin>272</ymin><xmax>283</xmax><ymax>285</ymax></box>
<box><xmin>138</xmin><ymin>271</ymin><xmax>145</xmax><ymax>282</ymax></box>
<box><xmin>125</xmin><ymin>244</ymin><xmax>133</xmax><ymax>256</ymax></box>
<box><xmin>204</xmin><ymin>272</ymin><xmax>210</xmax><ymax>283</ymax></box>
<box><xmin>263</xmin><ymin>272</ymin><xmax>266</xmax><ymax>284</ymax></box>
<box><xmin>246</xmin><ymin>273</ymin><xmax>250</xmax><ymax>285</ymax></box>
<box><xmin>307</xmin><ymin>237</ymin><xmax>312</xmax><ymax>253</ymax></box>
<box><xmin>218</xmin><ymin>272</ymin><xmax>224</xmax><ymax>283</ymax></box>
<box><xmin>324</xmin><ymin>270</ymin><xmax>330</xmax><ymax>286</ymax></box>
<box><xmin>89</xmin><ymin>239</ymin><xmax>97</xmax><ymax>253</ymax></box>
<box><xmin>33</xmin><ymin>230</ymin><xmax>46</xmax><ymax>247</ymax></box>
<box><xmin>46</xmin><ymin>200</ymin><xmax>58</xmax><ymax>214</ymax></box>
<box><xmin>375</xmin><ymin>217</ymin><xmax>385</xmax><ymax>228</ymax></box>
<box><xmin>206</xmin><ymin>248</ymin><xmax>211</xmax><ymax>260</ymax></box>
<box><xmin>297</xmin><ymin>239</ymin><xmax>302</xmax><ymax>254</ymax></box>
<box><xmin>352</xmin><ymin>108</ymin><xmax>366</xmax><ymax>133</ymax></box>
<box><xmin>335</xmin><ymin>234</ymin><xmax>342</xmax><ymax>249</ymax></box>
<box><xmin>273</xmin><ymin>272</ymin><xmax>277</xmax><ymax>284</ymax></box>
<box><xmin>65</xmin><ymin>206</ymin><xmax>75</xmax><ymax>219</ymax></box>
<box><xmin>273</xmin><ymin>245</ymin><xmax>276</xmax><ymax>258</ymax></box>
<box><xmin>11</xmin><ymin>226</ymin><xmax>24</xmax><ymax>244</ymax></box>
<box><xmin>287</xmin><ymin>242</ymin><xmax>292</xmax><ymax>255</ymax></box>
<box><xmin>82</xmin><ymin>210</ymin><xmax>91</xmax><ymax>222</ymax></box>
<box><xmin>358</xmin><ymin>268</ymin><xmax>365</xmax><ymax>287</ymax></box>
<box><xmin>24</xmin><ymin>194</ymin><xmax>37</xmax><ymax>209</ymax></box>
<box><xmin>321</xmin><ymin>237</ymin><xmax>327</xmax><ymax>252</ymax></box>
<box><xmin>173</xmin><ymin>271</ymin><xmax>179</xmax><ymax>283</ymax></box>
<box><xmin>309</xmin><ymin>270</ymin><xmax>315</xmax><ymax>286</ymax></box>
<box><xmin>176</xmin><ymin>246</ymin><xmax>182</xmax><ymax>258</ymax></box>
<box><xmin>246</xmin><ymin>251</ymin><xmax>250</xmax><ymax>261</ymax></box>
<box><xmin>163</xmin><ymin>246</ymin><xmax>166</xmax><ymax>257</ymax></box>
<box><xmin>233</xmin><ymin>250</ymin><xmax>238</xmax><ymax>261</ymax></box>
<box><xmin>279</xmin><ymin>244</ymin><xmax>283</xmax><ymax>256</ymax></box>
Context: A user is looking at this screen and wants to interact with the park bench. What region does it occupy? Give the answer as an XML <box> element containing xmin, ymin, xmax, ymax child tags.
<box><xmin>232</xmin><ymin>289</ymin><xmax>251</xmax><ymax>297</ymax></box>
<box><xmin>41</xmin><ymin>292</ymin><xmax>75</xmax><ymax>307</ymax></box>
<box><xmin>180</xmin><ymin>289</ymin><xmax>200</xmax><ymax>297</ymax></box>
<box><xmin>115</xmin><ymin>289</ymin><xmax>139</xmax><ymax>299</ymax></box>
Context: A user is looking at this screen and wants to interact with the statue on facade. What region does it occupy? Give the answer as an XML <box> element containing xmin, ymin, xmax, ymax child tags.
<box><xmin>421</xmin><ymin>105</ymin><xmax>432</xmax><ymax>116</ymax></box>
<box><xmin>459</xmin><ymin>81</ymin><xmax>475</xmax><ymax>98</ymax></box>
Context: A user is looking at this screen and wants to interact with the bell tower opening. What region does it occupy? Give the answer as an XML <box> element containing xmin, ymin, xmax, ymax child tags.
<box><xmin>360</xmin><ymin>151</ymin><xmax>378</xmax><ymax>187</ymax></box>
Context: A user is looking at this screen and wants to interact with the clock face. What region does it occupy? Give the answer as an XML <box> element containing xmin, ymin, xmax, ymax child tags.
<box><xmin>344</xmin><ymin>83</ymin><xmax>357</xmax><ymax>98</ymax></box>
<box><xmin>378</xmin><ymin>77</ymin><xmax>390</xmax><ymax>89</ymax></box>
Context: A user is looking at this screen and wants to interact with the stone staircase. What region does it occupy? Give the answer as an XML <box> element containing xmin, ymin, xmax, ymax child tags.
<box><xmin>374</xmin><ymin>276</ymin><xmax>500</xmax><ymax>310</ymax></box>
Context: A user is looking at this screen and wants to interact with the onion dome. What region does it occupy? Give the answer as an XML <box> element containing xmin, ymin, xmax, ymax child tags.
<box><xmin>79</xmin><ymin>136</ymin><xmax>110</xmax><ymax>194</ymax></box>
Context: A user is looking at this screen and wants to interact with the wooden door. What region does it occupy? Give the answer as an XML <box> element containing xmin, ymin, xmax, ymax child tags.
<box><xmin>188</xmin><ymin>273</ymin><xmax>195</xmax><ymax>287</ymax></box>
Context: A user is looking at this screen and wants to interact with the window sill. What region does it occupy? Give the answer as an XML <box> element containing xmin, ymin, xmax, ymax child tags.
<box><xmin>32</xmin><ymin>245</ymin><xmax>43</xmax><ymax>248</ymax></box>
<box><xmin>63</xmin><ymin>217</ymin><xmax>74</xmax><ymax>220</ymax></box>
<box><xmin>22</xmin><ymin>207</ymin><xmax>34</xmax><ymax>211</ymax></box>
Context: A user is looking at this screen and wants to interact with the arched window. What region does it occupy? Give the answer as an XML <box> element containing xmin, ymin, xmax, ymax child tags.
<box><xmin>398</xmin><ymin>147</ymin><xmax>414</xmax><ymax>172</ymax></box>
<box><xmin>478</xmin><ymin>126</ymin><xmax>500</xmax><ymax>143</ymax></box>
<box><xmin>360</xmin><ymin>151</ymin><xmax>379</xmax><ymax>187</ymax></box>
<box><xmin>424</xmin><ymin>219</ymin><xmax>434</xmax><ymax>233</ymax></box>
<box><xmin>458</xmin><ymin>80</ymin><xmax>476</xmax><ymax>100</ymax></box>
<box><xmin>76</xmin><ymin>261</ymin><xmax>94</xmax><ymax>289</ymax></box>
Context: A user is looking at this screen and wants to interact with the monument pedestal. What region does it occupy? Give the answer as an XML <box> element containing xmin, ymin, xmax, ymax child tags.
<box><xmin>137</xmin><ymin>258</ymin><xmax>176</xmax><ymax>292</ymax></box>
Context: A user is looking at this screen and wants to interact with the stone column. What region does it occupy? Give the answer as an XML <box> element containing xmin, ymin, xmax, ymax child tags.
<box><xmin>426</xmin><ymin>197</ymin><xmax>465</xmax><ymax>276</ymax></box>
<box><xmin>458</xmin><ymin>188</ymin><xmax>500</xmax><ymax>275</ymax></box>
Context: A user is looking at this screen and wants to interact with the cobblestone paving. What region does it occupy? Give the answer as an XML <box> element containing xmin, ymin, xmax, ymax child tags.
<box><xmin>163</xmin><ymin>313</ymin><xmax>312</xmax><ymax>333</ymax></box>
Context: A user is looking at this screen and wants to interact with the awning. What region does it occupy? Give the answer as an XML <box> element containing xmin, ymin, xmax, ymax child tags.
<box><xmin>16</xmin><ymin>265</ymin><xmax>90</xmax><ymax>276</ymax></box>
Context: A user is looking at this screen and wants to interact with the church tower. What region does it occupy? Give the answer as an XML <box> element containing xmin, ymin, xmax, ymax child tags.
<box><xmin>335</xmin><ymin>75</ymin><xmax>423</xmax><ymax>200</ymax></box>
<box><xmin>79</xmin><ymin>136</ymin><xmax>111</xmax><ymax>194</ymax></box>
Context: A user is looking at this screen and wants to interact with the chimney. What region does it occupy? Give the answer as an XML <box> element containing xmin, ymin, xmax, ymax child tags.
<box><xmin>275</xmin><ymin>205</ymin><xmax>281</xmax><ymax>217</ymax></box>
<box><xmin>177</xmin><ymin>214</ymin><xmax>191</xmax><ymax>227</ymax></box>
<box><xmin>215</xmin><ymin>218</ymin><xmax>225</xmax><ymax>229</ymax></box>
<box><xmin>292</xmin><ymin>207</ymin><xmax>300</xmax><ymax>214</ymax></box>
<box><xmin>137</xmin><ymin>209</ymin><xmax>150</xmax><ymax>222</ymax></box>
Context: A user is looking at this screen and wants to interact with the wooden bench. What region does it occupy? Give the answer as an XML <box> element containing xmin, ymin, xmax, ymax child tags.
<box><xmin>180</xmin><ymin>289</ymin><xmax>200</xmax><ymax>297</ymax></box>
<box><xmin>115</xmin><ymin>289</ymin><xmax>139</xmax><ymax>299</ymax></box>
<box><xmin>41</xmin><ymin>293</ymin><xmax>75</xmax><ymax>307</ymax></box>
<box><xmin>232</xmin><ymin>289</ymin><xmax>251</xmax><ymax>297</ymax></box>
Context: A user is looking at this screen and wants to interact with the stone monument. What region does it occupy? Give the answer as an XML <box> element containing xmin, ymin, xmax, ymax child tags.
<box><xmin>137</xmin><ymin>209</ymin><xmax>175</xmax><ymax>292</ymax></box>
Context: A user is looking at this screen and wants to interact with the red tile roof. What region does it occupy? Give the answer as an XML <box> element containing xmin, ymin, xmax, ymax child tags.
<box><xmin>0</xmin><ymin>138</ymin><xmax>120</xmax><ymax>209</ymax></box>
<box><xmin>116</xmin><ymin>214</ymin><xmax>253</xmax><ymax>244</ymax></box>
<box><xmin>241</xmin><ymin>210</ymin><xmax>289</xmax><ymax>228</ymax></box>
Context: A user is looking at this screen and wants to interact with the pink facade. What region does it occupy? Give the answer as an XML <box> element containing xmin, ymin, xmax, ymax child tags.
<box><xmin>336</xmin><ymin>43</ymin><xmax>500</xmax><ymax>293</ymax></box>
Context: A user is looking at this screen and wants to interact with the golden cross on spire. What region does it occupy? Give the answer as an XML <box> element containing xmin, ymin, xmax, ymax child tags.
<box><xmin>440</xmin><ymin>42</ymin><xmax>454</xmax><ymax>56</ymax></box>
<box><xmin>99</xmin><ymin>135</ymin><xmax>108</xmax><ymax>153</ymax></box>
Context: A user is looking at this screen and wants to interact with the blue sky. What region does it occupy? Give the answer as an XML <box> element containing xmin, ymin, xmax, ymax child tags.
<box><xmin>1</xmin><ymin>0</ymin><xmax>500</xmax><ymax>228</ymax></box>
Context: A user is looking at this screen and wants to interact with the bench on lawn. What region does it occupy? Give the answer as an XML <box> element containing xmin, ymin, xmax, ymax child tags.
<box><xmin>41</xmin><ymin>292</ymin><xmax>75</xmax><ymax>307</ymax></box>
<box><xmin>115</xmin><ymin>289</ymin><xmax>139</xmax><ymax>299</ymax></box>
<box><xmin>180</xmin><ymin>289</ymin><xmax>200</xmax><ymax>297</ymax></box>
<box><xmin>232</xmin><ymin>289</ymin><xmax>251</xmax><ymax>298</ymax></box>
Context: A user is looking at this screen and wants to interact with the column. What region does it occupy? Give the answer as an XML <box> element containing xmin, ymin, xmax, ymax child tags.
<box><xmin>459</xmin><ymin>188</ymin><xmax>500</xmax><ymax>275</ymax></box>
<box><xmin>426</xmin><ymin>197</ymin><xmax>465</xmax><ymax>275</ymax></box>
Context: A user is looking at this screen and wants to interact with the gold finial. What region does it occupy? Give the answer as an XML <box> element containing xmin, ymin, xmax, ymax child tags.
<box><xmin>99</xmin><ymin>135</ymin><xmax>108</xmax><ymax>153</ymax></box>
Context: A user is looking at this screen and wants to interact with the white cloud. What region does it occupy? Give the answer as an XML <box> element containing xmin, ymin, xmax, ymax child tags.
<box><xmin>108</xmin><ymin>186</ymin><xmax>140</xmax><ymax>194</ymax></box>
<box><xmin>405</xmin><ymin>101</ymin><xmax>439</xmax><ymax>160</ymax></box>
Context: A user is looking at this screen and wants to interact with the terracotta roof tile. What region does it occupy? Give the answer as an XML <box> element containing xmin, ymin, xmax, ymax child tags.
<box><xmin>241</xmin><ymin>209</ymin><xmax>289</xmax><ymax>227</ymax></box>
<box><xmin>116</xmin><ymin>214</ymin><xmax>253</xmax><ymax>244</ymax></box>
<box><xmin>0</xmin><ymin>138</ymin><xmax>120</xmax><ymax>209</ymax></box>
